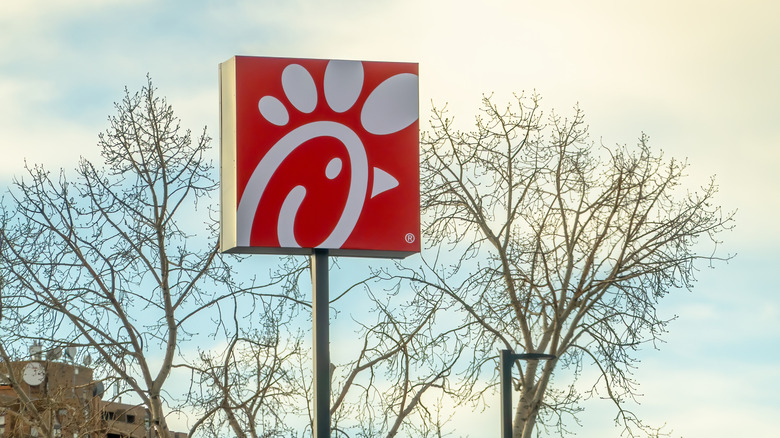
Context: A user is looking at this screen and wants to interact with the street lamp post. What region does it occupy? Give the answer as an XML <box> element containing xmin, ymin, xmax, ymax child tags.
<box><xmin>500</xmin><ymin>350</ymin><xmax>556</xmax><ymax>438</ymax></box>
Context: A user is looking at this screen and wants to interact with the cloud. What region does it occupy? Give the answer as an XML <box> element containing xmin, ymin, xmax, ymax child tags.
<box><xmin>631</xmin><ymin>360</ymin><xmax>780</xmax><ymax>437</ymax></box>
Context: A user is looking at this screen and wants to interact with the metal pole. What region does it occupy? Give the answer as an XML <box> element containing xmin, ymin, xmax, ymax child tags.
<box><xmin>312</xmin><ymin>249</ymin><xmax>330</xmax><ymax>438</ymax></box>
<box><xmin>500</xmin><ymin>349</ymin><xmax>513</xmax><ymax>438</ymax></box>
<box><xmin>499</xmin><ymin>351</ymin><xmax>556</xmax><ymax>438</ymax></box>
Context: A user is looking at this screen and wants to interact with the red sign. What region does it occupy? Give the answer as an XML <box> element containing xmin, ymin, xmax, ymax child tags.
<box><xmin>220</xmin><ymin>56</ymin><xmax>420</xmax><ymax>257</ymax></box>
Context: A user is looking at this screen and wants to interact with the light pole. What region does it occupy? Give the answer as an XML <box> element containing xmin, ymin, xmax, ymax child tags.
<box><xmin>500</xmin><ymin>350</ymin><xmax>556</xmax><ymax>438</ymax></box>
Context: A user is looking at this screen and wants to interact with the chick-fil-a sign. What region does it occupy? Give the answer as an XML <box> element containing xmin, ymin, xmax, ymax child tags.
<box><xmin>220</xmin><ymin>56</ymin><xmax>420</xmax><ymax>257</ymax></box>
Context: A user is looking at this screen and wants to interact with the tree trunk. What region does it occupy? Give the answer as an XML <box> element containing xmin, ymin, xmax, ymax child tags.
<box><xmin>513</xmin><ymin>388</ymin><xmax>540</xmax><ymax>438</ymax></box>
<box><xmin>149</xmin><ymin>393</ymin><xmax>170</xmax><ymax>437</ymax></box>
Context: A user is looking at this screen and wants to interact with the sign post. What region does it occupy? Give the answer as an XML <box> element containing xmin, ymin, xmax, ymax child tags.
<box><xmin>219</xmin><ymin>56</ymin><xmax>420</xmax><ymax>436</ymax></box>
<box><xmin>312</xmin><ymin>249</ymin><xmax>330</xmax><ymax>437</ymax></box>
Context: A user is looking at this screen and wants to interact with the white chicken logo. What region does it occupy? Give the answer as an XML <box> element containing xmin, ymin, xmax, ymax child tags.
<box><xmin>236</xmin><ymin>60</ymin><xmax>419</xmax><ymax>249</ymax></box>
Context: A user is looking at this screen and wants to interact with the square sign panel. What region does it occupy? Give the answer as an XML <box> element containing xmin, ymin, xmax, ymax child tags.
<box><xmin>220</xmin><ymin>56</ymin><xmax>420</xmax><ymax>258</ymax></box>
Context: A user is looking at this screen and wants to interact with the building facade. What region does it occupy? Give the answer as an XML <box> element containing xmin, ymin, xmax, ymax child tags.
<box><xmin>0</xmin><ymin>360</ymin><xmax>186</xmax><ymax>438</ymax></box>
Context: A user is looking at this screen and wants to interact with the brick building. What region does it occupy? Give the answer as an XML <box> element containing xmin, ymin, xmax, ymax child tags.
<box><xmin>0</xmin><ymin>360</ymin><xmax>186</xmax><ymax>438</ymax></box>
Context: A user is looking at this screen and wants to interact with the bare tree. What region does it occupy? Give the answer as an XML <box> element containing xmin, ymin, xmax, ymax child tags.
<box><xmin>179</xmin><ymin>261</ymin><xmax>309</xmax><ymax>438</ymax></box>
<box><xmin>393</xmin><ymin>93</ymin><xmax>735</xmax><ymax>437</ymax></box>
<box><xmin>327</xmin><ymin>279</ymin><xmax>462</xmax><ymax>438</ymax></box>
<box><xmin>0</xmin><ymin>76</ymin><xmax>459</xmax><ymax>438</ymax></box>
<box><xmin>0</xmin><ymin>77</ymin><xmax>287</xmax><ymax>437</ymax></box>
<box><xmin>178</xmin><ymin>255</ymin><xmax>463</xmax><ymax>438</ymax></box>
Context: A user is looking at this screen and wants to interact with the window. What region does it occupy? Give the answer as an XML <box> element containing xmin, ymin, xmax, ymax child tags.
<box><xmin>102</xmin><ymin>411</ymin><xmax>115</xmax><ymax>421</ymax></box>
<box><xmin>126</xmin><ymin>414</ymin><xmax>135</xmax><ymax>424</ymax></box>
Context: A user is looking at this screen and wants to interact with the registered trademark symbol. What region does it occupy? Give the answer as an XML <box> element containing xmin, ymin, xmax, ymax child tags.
<box><xmin>405</xmin><ymin>233</ymin><xmax>416</xmax><ymax>244</ymax></box>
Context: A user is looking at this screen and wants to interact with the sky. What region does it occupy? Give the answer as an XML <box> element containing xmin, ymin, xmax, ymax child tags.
<box><xmin>1</xmin><ymin>0</ymin><xmax>779</xmax><ymax>436</ymax></box>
